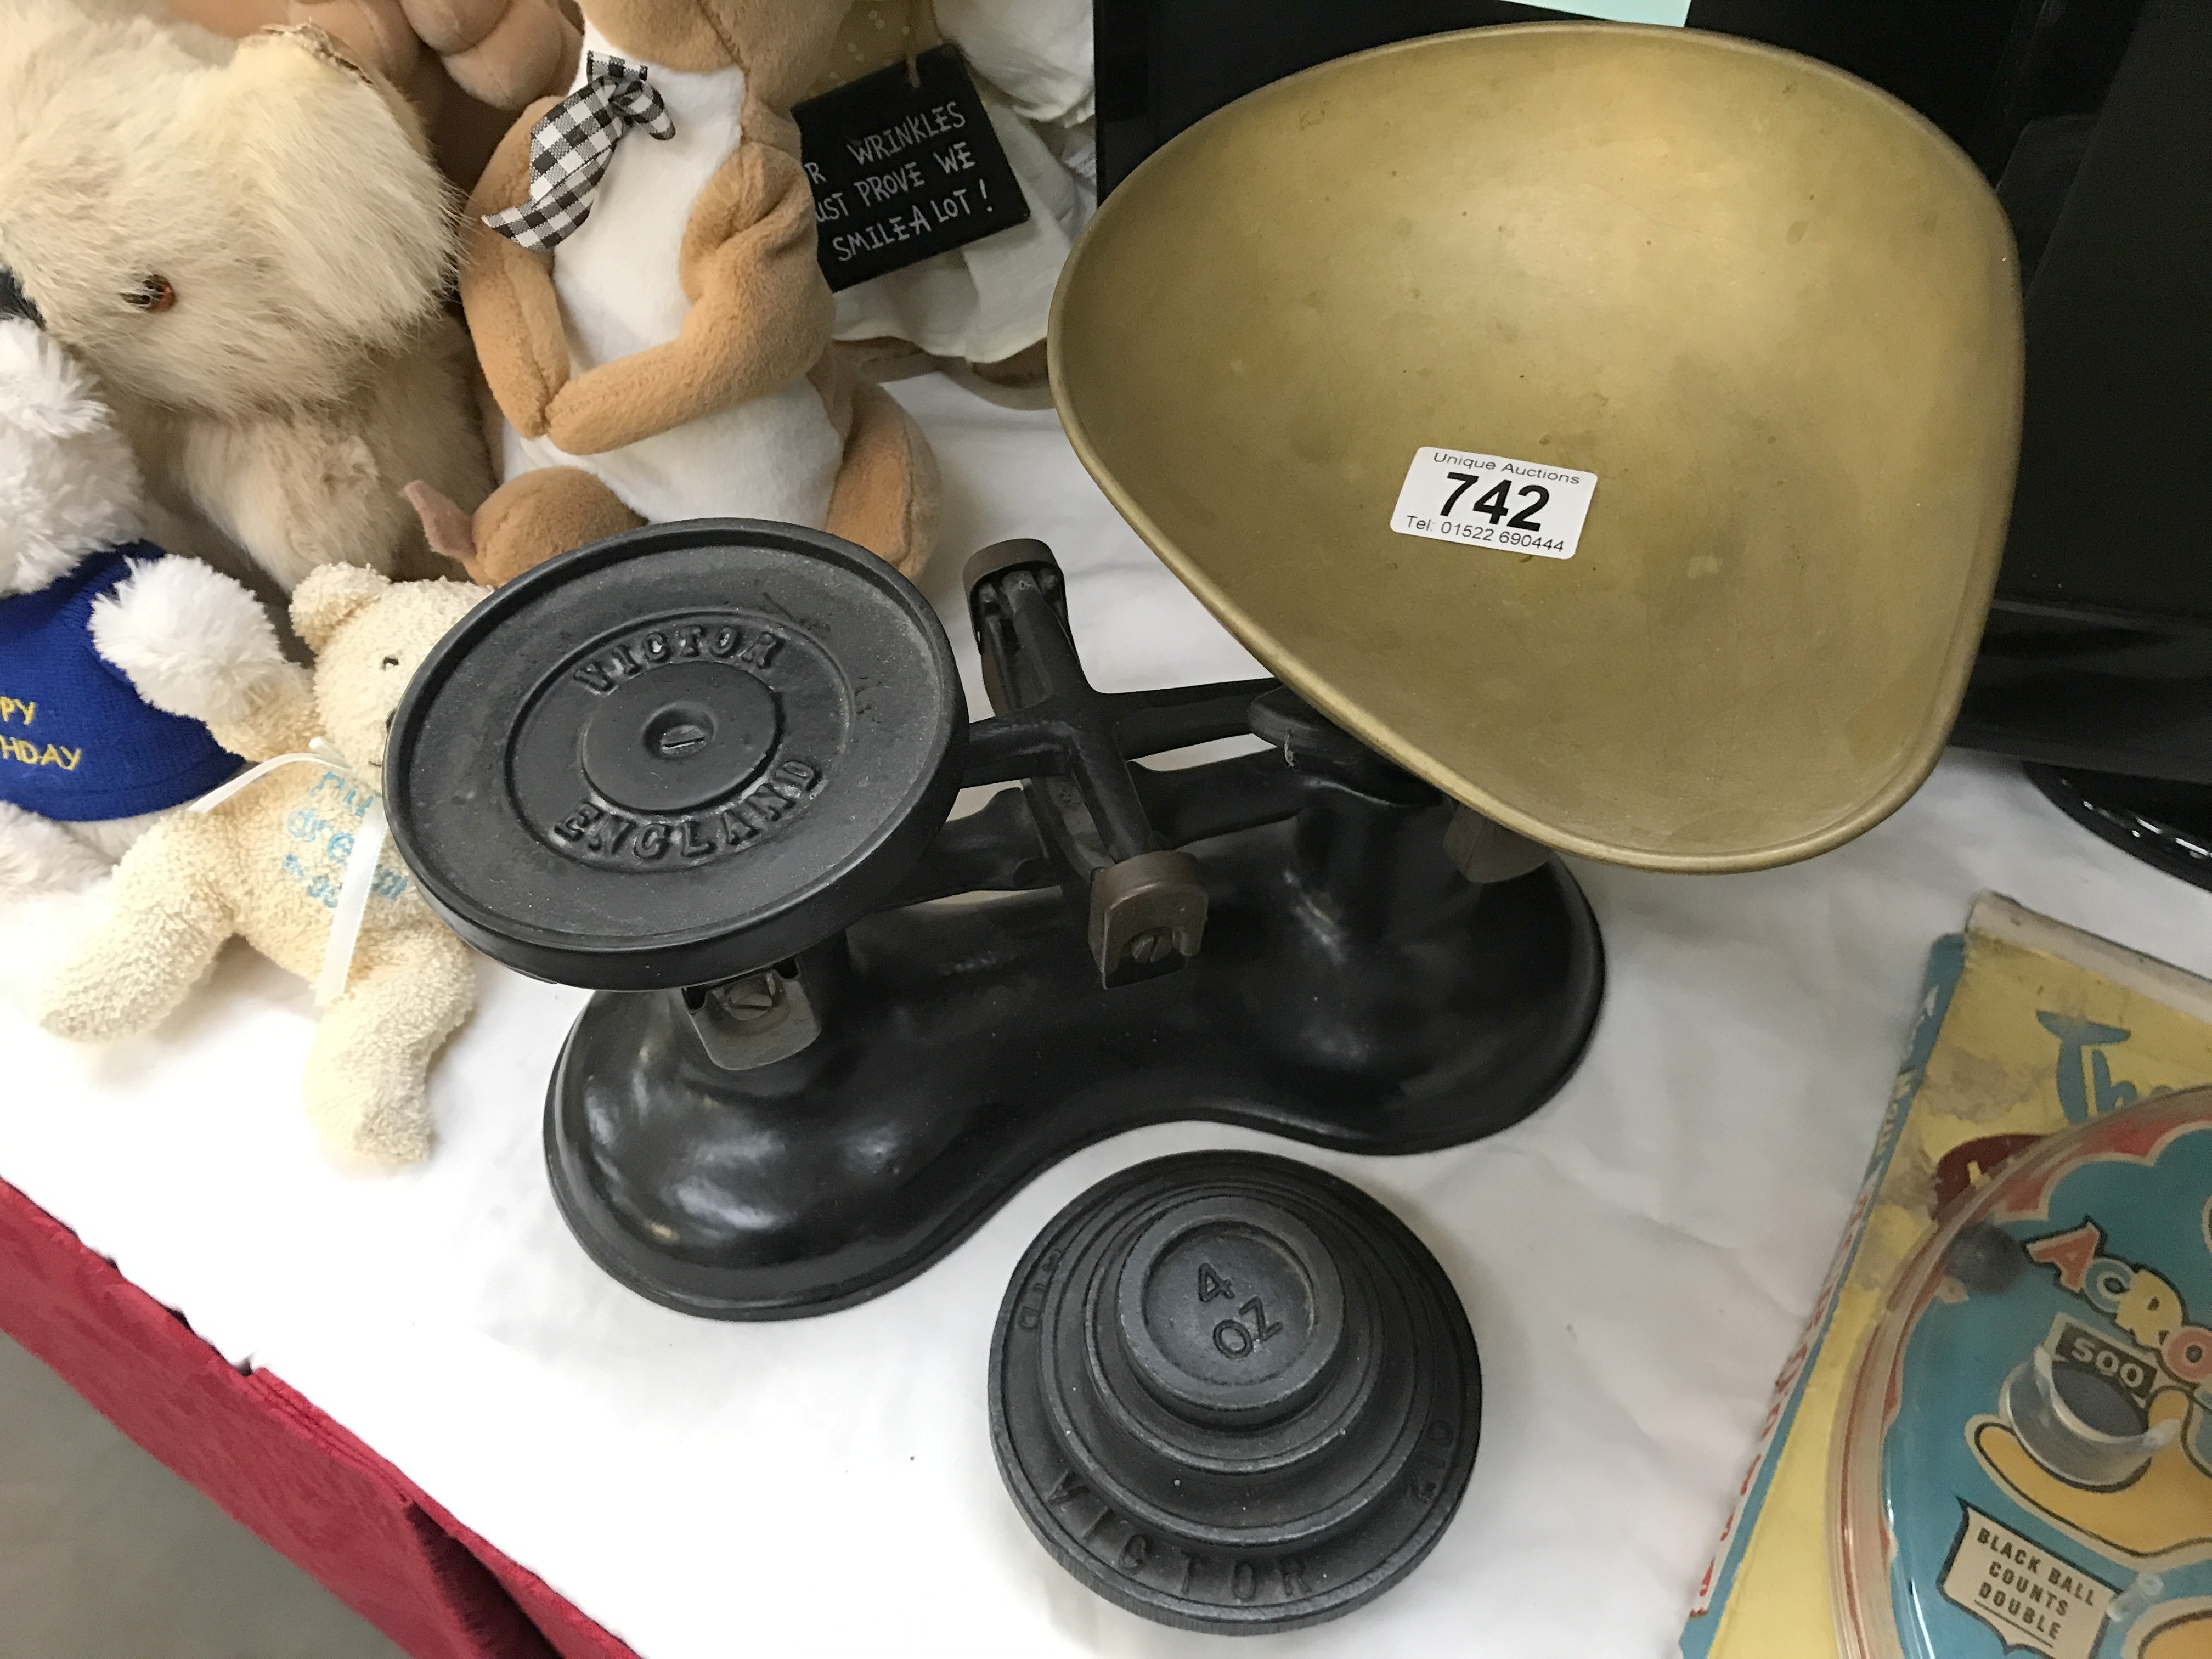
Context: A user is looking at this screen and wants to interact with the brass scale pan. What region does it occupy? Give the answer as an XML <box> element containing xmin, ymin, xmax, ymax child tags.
<box><xmin>1052</xmin><ymin>23</ymin><xmax>2022</xmax><ymax>873</ymax></box>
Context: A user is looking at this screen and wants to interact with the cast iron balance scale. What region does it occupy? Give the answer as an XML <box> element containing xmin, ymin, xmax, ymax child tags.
<box><xmin>386</xmin><ymin>25</ymin><xmax>2025</xmax><ymax>1633</ymax></box>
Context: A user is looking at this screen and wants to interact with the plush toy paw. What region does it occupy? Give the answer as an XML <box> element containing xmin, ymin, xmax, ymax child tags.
<box><xmin>403</xmin><ymin>481</ymin><xmax>478</xmax><ymax>572</ymax></box>
<box><xmin>88</xmin><ymin>557</ymin><xmax>290</xmax><ymax>726</ymax></box>
<box><xmin>411</xmin><ymin>469</ymin><xmax>644</xmax><ymax>587</ymax></box>
<box><xmin>37</xmin><ymin>964</ymin><xmax>151</xmax><ymax>1046</ymax></box>
<box><xmin>435</xmin><ymin>0</ymin><xmax>578</xmax><ymax>112</ymax></box>
<box><xmin>303</xmin><ymin>1057</ymin><xmax>435</xmax><ymax>1167</ymax></box>
<box><xmin>36</xmin><ymin>934</ymin><xmax>191</xmax><ymax>1046</ymax></box>
<box><xmin>32</xmin><ymin>811</ymin><xmax>235</xmax><ymax>1043</ymax></box>
<box><xmin>825</xmin><ymin>379</ymin><xmax>938</xmax><ymax>579</ymax></box>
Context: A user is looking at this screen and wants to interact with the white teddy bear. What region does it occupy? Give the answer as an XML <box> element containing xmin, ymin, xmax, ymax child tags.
<box><xmin>0</xmin><ymin>317</ymin><xmax>284</xmax><ymax>896</ymax></box>
<box><xmin>37</xmin><ymin>561</ymin><xmax>483</xmax><ymax>1166</ymax></box>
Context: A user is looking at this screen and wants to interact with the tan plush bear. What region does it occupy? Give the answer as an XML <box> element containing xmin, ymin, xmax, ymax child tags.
<box><xmin>0</xmin><ymin>1</ymin><xmax>492</xmax><ymax>595</ymax></box>
<box><xmin>38</xmin><ymin>563</ymin><xmax>482</xmax><ymax>1167</ymax></box>
<box><xmin>415</xmin><ymin>0</ymin><xmax>938</xmax><ymax>587</ymax></box>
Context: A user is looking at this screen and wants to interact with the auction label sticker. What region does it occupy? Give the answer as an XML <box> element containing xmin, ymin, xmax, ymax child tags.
<box><xmin>1938</xmin><ymin>1505</ymin><xmax>2114</xmax><ymax>1659</ymax></box>
<box><xmin>1390</xmin><ymin>448</ymin><xmax>1597</xmax><ymax>560</ymax></box>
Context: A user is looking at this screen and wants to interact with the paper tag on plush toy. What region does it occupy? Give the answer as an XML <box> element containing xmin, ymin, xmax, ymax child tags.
<box><xmin>797</xmin><ymin>46</ymin><xmax>1030</xmax><ymax>292</ymax></box>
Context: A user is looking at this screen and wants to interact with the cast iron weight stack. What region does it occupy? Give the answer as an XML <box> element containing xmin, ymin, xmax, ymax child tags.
<box><xmin>385</xmin><ymin>521</ymin><xmax>1604</xmax><ymax>1320</ymax></box>
<box><xmin>991</xmin><ymin>1152</ymin><xmax>1482</xmax><ymax>1633</ymax></box>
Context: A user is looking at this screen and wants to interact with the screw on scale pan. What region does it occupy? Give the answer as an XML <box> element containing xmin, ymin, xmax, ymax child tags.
<box><xmin>990</xmin><ymin>1152</ymin><xmax>1481</xmax><ymax>1633</ymax></box>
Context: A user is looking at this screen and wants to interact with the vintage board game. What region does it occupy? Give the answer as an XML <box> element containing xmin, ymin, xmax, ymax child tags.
<box><xmin>1681</xmin><ymin>894</ymin><xmax>2212</xmax><ymax>1659</ymax></box>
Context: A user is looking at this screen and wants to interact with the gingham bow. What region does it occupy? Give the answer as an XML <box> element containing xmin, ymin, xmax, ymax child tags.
<box><xmin>483</xmin><ymin>53</ymin><xmax>674</xmax><ymax>253</ymax></box>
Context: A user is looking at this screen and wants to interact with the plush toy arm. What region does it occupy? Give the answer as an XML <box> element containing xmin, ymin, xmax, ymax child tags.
<box><xmin>541</xmin><ymin>140</ymin><xmax>834</xmax><ymax>458</ymax></box>
<box><xmin>401</xmin><ymin>0</ymin><xmax>577</xmax><ymax>110</ymax></box>
<box><xmin>38</xmin><ymin>815</ymin><xmax>234</xmax><ymax>1045</ymax></box>
<box><xmin>460</xmin><ymin>99</ymin><xmax>573</xmax><ymax>440</ymax></box>
<box><xmin>89</xmin><ymin>558</ymin><xmax>317</xmax><ymax>762</ymax></box>
<box><xmin>196</xmin><ymin>669</ymin><xmax>320</xmax><ymax>763</ymax></box>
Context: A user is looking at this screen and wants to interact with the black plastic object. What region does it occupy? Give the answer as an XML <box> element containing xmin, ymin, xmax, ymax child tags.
<box><xmin>990</xmin><ymin>1153</ymin><xmax>1480</xmax><ymax>1633</ymax></box>
<box><xmin>387</xmin><ymin>523</ymin><xmax>1604</xmax><ymax>1318</ymax></box>
<box><xmin>2027</xmin><ymin>765</ymin><xmax>2212</xmax><ymax>893</ymax></box>
<box><xmin>1950</xmin><ymin>0</ymin><xmax>2212</xmax><ymax>795</ymax></box>
<box><xmin>386</xmin><ymin>521</ymin><xmax>964</xmax><ymax>990</ymax></box>
<box><xmin>1097</xmin><ymin>0</ymin><xmax>2081</xmax><ymax>196</ymax></box>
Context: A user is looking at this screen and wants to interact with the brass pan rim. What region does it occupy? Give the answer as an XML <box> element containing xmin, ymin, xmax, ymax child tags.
<box><xmin>1050</xmin><ymin>20</ymin><xmax>2017</xmax><ymax>874</ymax></box>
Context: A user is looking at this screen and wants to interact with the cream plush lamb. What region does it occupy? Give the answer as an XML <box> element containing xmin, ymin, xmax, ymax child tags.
<box><xmin>0</xmin><ymin>317</ymin><xmax>264</xmax><ymax>897</ymax></box>
<box><xmin>38</xmin><ymin>564</ymin><xmax>482</xmax><ymax>1167</ymax></box>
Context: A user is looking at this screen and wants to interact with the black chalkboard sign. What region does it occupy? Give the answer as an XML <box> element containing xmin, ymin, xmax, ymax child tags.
<box><xmin>795</xmin><ymin>46</ymin><xmax>1031</xmax><ymax>293</ymax></box>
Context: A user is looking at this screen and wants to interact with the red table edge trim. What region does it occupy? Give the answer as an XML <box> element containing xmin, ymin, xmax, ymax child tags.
<box><xmin>0</xmin><ymin>1172</ymin><xmax>640</xmax><ymax>1659</ymax></box>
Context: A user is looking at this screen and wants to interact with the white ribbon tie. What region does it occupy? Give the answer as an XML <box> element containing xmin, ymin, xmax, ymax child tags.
<box><xmin>191</xmin><ymin>737</ymin><xmax>390</xmax><ymax>1007</ymax></box>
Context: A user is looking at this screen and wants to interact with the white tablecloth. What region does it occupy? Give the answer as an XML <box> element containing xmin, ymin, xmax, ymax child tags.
<box><xmin>6</xmin><ymin>374</ymin><xmax>2210</xmax><ymax>1659</ymax></box>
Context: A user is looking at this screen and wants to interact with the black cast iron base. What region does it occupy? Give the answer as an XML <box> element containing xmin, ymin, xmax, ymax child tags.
<box><xmin>546</xmin><ymin>817</ymin><xmax>1603</xmax><ymax>1319</ymax></box>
